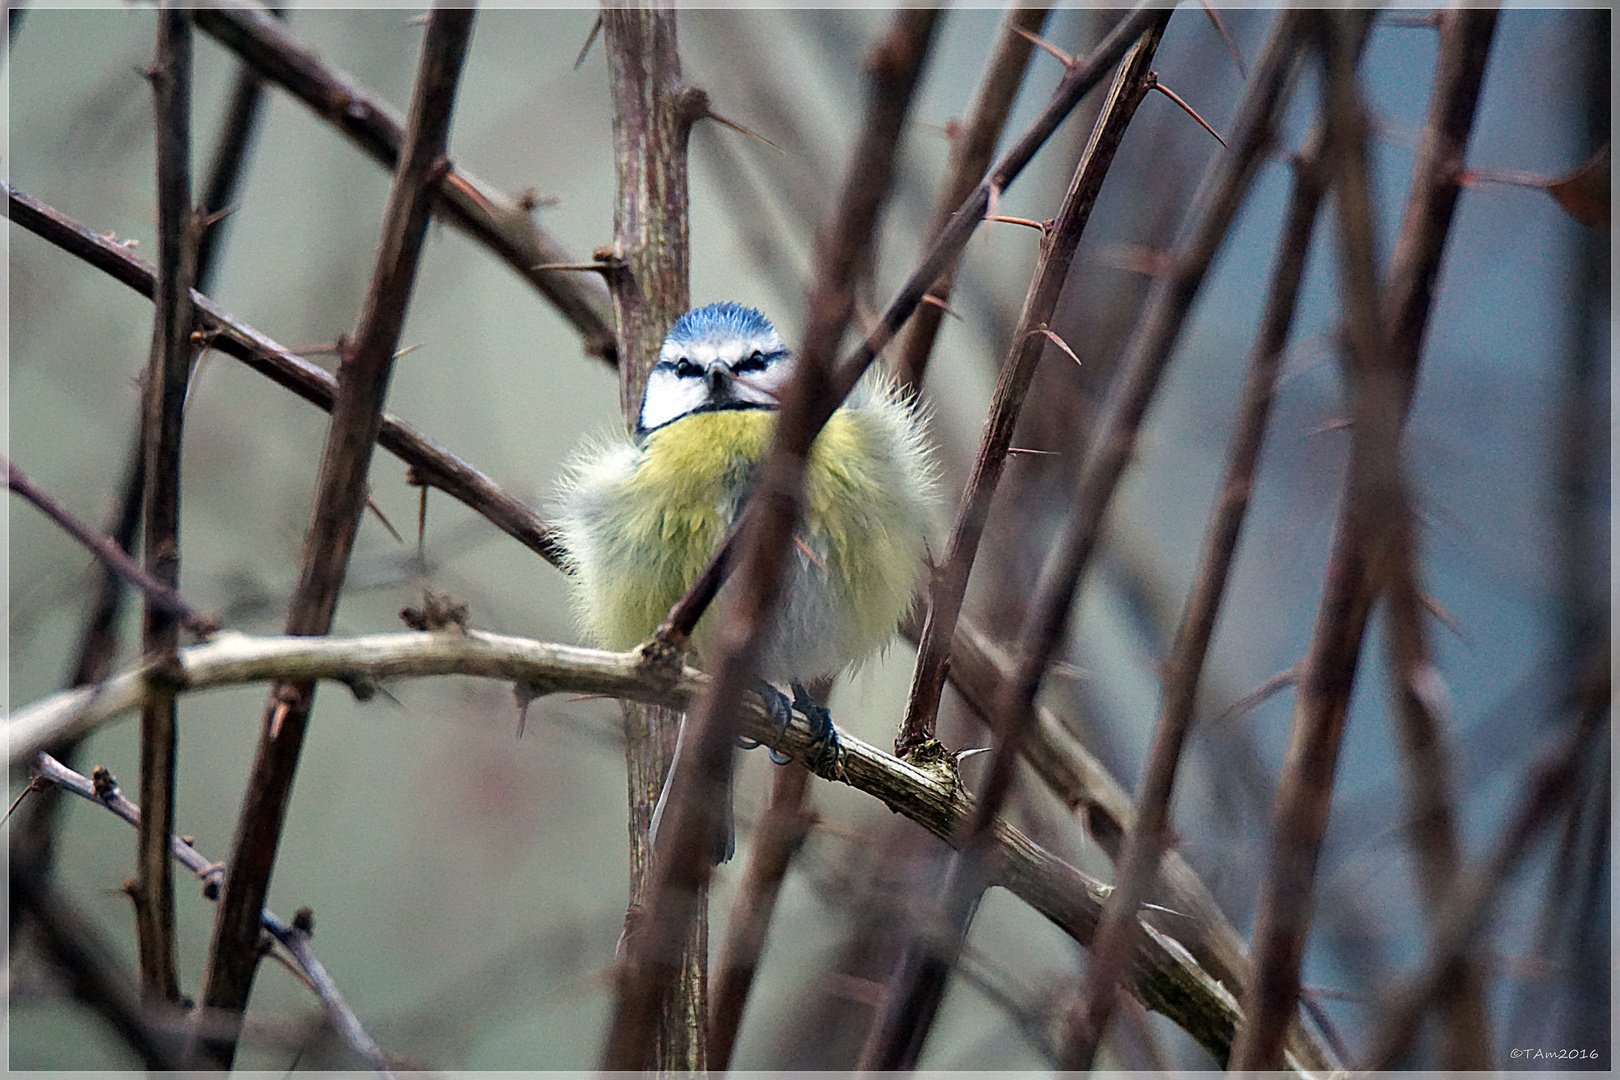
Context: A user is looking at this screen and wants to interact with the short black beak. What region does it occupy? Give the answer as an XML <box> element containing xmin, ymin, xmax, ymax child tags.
<box><xmin>708</xmin><ymin>367</ymin><xmax>733</xmax><ymax>397</ymax></box>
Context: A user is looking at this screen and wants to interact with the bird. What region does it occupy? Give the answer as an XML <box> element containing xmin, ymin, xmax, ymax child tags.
<box><xmin>555</xmin><ymin>301</ymin><xmax>936</xmax><ymax>859</ymax></box>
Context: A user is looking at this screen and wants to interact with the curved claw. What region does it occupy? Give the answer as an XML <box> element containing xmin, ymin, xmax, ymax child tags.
<box><xmin>790</xmin><ymin>681</ymin><xmax>840</xmax><ymax>767</ymax></box>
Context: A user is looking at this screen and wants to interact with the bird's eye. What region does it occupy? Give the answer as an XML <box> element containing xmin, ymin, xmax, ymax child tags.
<box><xmin>732</xmin><ymin>350</ymin><xmax>767</xmax><ymax>374</ymax></box>
<box><xmin>673</xmin><ymin>358</ymin><xmax>701</xmax><ymax>378</ymax></box>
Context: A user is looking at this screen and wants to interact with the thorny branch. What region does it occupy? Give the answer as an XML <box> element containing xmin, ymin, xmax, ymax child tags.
<box><xmin>4</xmin><ymin>458</ymin><xmax>216</xmax><ymax>639</ymax></box>
<box><xmin>3</xmin><ymin>626</ymin><xmax>1318</xmax><ymax>1071</ymax></box>
<box><xmin>135</xmin><ymin>3</ymin><xmax>197</xmax><ymax>1003</ymax></box>
<box><xmin>893</xmin><ymin>4</ymin><xmax>1052</xmax><ymax>391</ymax></box>
<box><xmin>861</xmin><ymin>23</ymin><xmax>1172</xmax><ymax>1070</ymax></box>
<box><xmin>896</xmin><ymin>20</ymin><xmax>1163</xmax><ymax>760</ymax></box>
<box><xmin>25</xmin><ymin>753</ymin><xmax>395</xmax><ymax>1075</ymax></box>
<box><xmin>1060</xmin><ymin>88</ymin><xmax>1335</xmax><ymax>1079</ymax></box>
<box><xmin>191</xmin><ymin>0</ymin><xmax>618</xmax><ymax>366</ymax></box>
<box><xmin>1232</xmin><ymin>9</ymin><xmax>1496</xmax><ymax>1069</ymax></box>
<box><xmin>5</xmin><ymin>185</ymin><xmax>567</xmax><ymax>569</ymax></box>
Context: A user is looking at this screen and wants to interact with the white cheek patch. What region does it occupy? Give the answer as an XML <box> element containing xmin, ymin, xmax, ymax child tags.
<box><xmin>638</xmin><ymin>369</ymin><xmax>712</xmax><ymax>433</ymax></box>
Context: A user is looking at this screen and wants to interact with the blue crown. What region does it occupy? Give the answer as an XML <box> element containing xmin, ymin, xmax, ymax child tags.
<box><xmin>665</xmin><ymin>302</ymin><xmax>777</xmax><ymax>345</ymax></box>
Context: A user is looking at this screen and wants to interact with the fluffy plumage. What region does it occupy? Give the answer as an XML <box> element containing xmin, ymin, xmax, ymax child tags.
<box><xmin>556</xmin><ymin>303</ymin><xmax>935</xmax><ymax>683</ymax></box>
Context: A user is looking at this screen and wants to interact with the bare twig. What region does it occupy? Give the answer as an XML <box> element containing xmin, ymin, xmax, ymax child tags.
<box><xmin>197</xmin><ymin>11</ymin><xmax>475</xmax><ymax>1065</ymax></box>
<box><xmin>134</xmin><ymin>3</ymin><xmax>197</xmax><ymax>1003</ymax></box>
<box><xmin>1377</xmin><ymin>10</ymin><xmax>1499</xmax><ymax>1067</ymax></box>
<box><xmin>191</xmin><ymin>0</ymin><xmax>618</xmax><ymax>366</ymax></box>
<box><xmin>602</xmin><ymin>9</ymin><xmax>940</xmax><ymax>1069</ymax></box>
<box><xmin>894</xmin><ymin>4</ymin><xmax>1052</xmax><ymax>391</ymax></box>
<box><xmin>1361</xmin><ymin>644</ymin><xmax>1608</xmax><ymax>1068</ymax></box>
<box><xmin>1231</xmin><ymin>9</ymin><xmax>1496</xmax><ymax>1069</ymax></box>
<box><xmin>26</xmin><ymin>753</ymin><xmax>396</xmax><ymax>1074</ymax></box>
<box><xmin>6</xmin><ymin>185</ymin><xmax>567</xmax><ymax>569</ymax></box>
<box><xmin>896</xmin><ymin>22</ymin><xmax>1165</xmax><ymax>761</ymax></box>
<box><xmin>11</xmin><ymin>866</ymin><xmax>189</xmax><ymax>1069</ymax></box>
<box><xmin>709</xmin><ymin>762</ymin><xmax>815</xmax><ymax>1070</ymax></box>
<box><xmin>4</xmin><ymin>458</ymin><xmax>216</xmax><ymax>638</ymax></box>
<box><xmin>1063</xmin><ymin>129</ymin><xmax>1333</xmax><ymax>1071</ymax></box>
<box><xmin>1230</xmin><ymin>13</ymin><xmax>1397</xmax><ymax>1070</ymax></box>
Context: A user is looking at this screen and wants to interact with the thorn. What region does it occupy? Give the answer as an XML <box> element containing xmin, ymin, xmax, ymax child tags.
<box><xmin>575</xmin><ymin>13</ymin><xmax>603</xmax><ymax>70</ymax></box>
<box><xmin>404</xmin><ymin>12</ymin><xmax>428</xmax><ymax>26</ymax></box>
<box><xmin>1141</xmin><ymin>901</ymin><xmax>1190</xmax><ymax>918</ymax></box>
<box><xmin>1093</xmin><ymin>243</ymin><xmax>1175</xmax><ymax>277</ymax></box>
<box><xmin>1306</xmin><ymin>417</ymin><xmax>1353</xmax><ymax>437</ymax></box>
<box><xmin>365</xmin><ymin>496</ymin><xmax>405</xmax><ymax>545</ymax></box>
<box><xmin>793</xmin><ymin>535</ymin><xmax>825</xmax><ymax>569</ymax></box>
<box><xmin>1420</xmin><ymin>591</ymin><xmax>1469</xmax><ymax>644</ymax></box>
<box><xmin>702</xmin><ymin>110</ymin><xmax>785</xmax><ymax>154</ymax></box>
<box><xmin>1011</xmin><ymin>24</ymin><xmax>1073</xmax><ymax>67</ymax></box>
<box><xmin>392</xmin><ymin>342</ymin><xmax>424</xmax><ymax>361</ymax></box>
<box><xmin>514</xmin><ymin>682</ymin><xmax>544</xmax><ymax>738</ymax></box>
<box><xmin>1382</xmin><ymin>11</ymin><xmax>1443</xmax><ymax>28</ymax></box>
<box><xmin>956</xmin><ymin>747</ymin><xmax>992</xmax><ymax>765</ymax></box>
<box><xmin>1219</xmin><ymin>668</ymin><xmax>1296</xmax><ymax>723</ymax></box>
<box><xmin>417</xmin><ymin>483</ymin><xmax>429</xmax><ymax>560</ymax></box>
<box><xmin>1006</xmin><ymin>446</ymin><xmax>1058</xmax><ymax>457</ymax></box>
<box><xmin>4</xmin><ymin>777</ymin><xmax>46</xmax><ymax>825</ymax></box>
<box><xmin>532</xmin><ymin>262</ymin><xmax>620</xmax><ymax>276</ymax></box>
<box><xmin>1197</xmin><ymin>0</ymin><xmax>1248</xmax><ymax>78</ymax></box>
<box><xmin>1151</xmin><ymin>78</ymin><xmax>1228</xmax><ymax>149</ymax></box>
<box><xmin>1029</xmin><ymin>325</ymin><xmax>1082</xmax><ymax>367</ymax></box>
<box><xmin>919</xmin><ymin>294</ymin><xmax>961</xmax><ymax>320</ymax></box>
<box><xmin>990</xmin><ymin>215</ymin><xmax>1047</xmax><ymax>232</ymax></box>
<box><xmin>517</xmin><ymin>188</ymin><xmax>559</xmax><ymax>213</ymax></box>
<box><xmin>200</xmin><ymin>204</ymin><xmax>237</xmax><ymax>230</ymax></box>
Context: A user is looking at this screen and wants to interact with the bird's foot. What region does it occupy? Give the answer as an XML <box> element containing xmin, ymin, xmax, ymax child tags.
<box><xmin>739</xmin><ymin>681</ymin><xmax>795</xmax><ymax>764</ymax></box>
<box><xmin>791</xmin><ymin>681</ymin><xmax>841</xmax><ymax>770</ymax></box>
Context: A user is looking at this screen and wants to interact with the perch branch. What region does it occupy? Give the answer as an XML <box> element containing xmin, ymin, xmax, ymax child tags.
<box><xmin>4</xmin><ymin>627</ymin><xmax>1315</xmax><ymax>1072</ymax></box>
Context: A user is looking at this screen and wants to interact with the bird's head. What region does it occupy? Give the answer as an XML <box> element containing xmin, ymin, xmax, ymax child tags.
<box><xmin>637</xmin><ymin>302</ymin><xmax>795</xmax><ymax>436</ymax></box>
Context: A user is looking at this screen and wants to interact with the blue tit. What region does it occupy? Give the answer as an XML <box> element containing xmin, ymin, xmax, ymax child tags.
<box><xmin>555</xmin><ymin>301</ymin><xmax>936</xmax><ymax>856</ymax></box>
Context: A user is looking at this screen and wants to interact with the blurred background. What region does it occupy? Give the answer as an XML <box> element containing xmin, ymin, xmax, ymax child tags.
<box><xmin>6</xmin><ymin>5</ymin><xmax>1609</xmax><ymax>1070</ymax></box>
